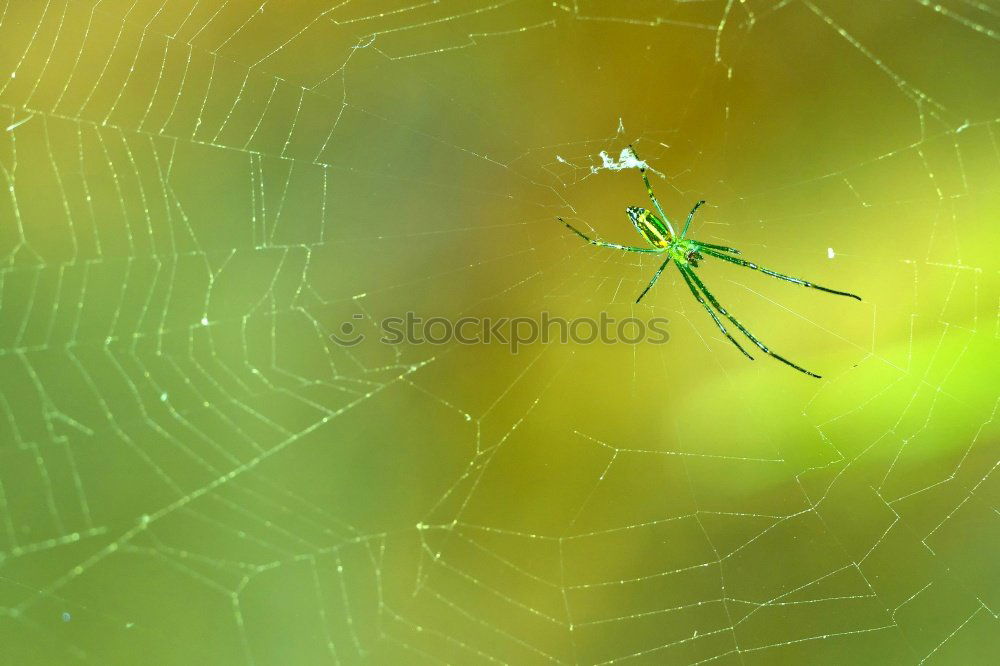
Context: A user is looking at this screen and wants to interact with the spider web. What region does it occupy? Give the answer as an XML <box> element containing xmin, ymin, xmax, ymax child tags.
<box><xmin>0</xmin><ymin>0</ymin><xmax>998</xmax><ymax>663</ymax></box>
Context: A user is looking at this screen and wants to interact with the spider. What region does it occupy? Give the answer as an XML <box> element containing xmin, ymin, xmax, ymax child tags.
<box><xmin>557</xmin><ymin>145</ymin><xmax>861</xmax><ymax>378</ymax></box>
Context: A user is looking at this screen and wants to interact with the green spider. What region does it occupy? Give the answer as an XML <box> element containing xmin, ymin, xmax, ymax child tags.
<box><xmin>558</xmin><ymin>145</ymin><xmax>861</xmax><ymax>378</ymax></box>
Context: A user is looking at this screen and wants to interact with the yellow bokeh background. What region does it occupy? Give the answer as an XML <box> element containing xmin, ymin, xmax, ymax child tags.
<box><xmin>0</xmin><ymin>1</ymin><xmax>997</xmax><ymax>664</ymax></box>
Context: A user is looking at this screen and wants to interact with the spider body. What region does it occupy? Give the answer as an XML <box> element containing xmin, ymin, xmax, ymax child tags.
<box><xmin>628</xmin><ymin>206</ymin><xmax>705</xmax><ymax>265</ymax></box>
<box><xmin>558</xmin><ymin>146</ymin><xmax>861</xmax><ymax>378</ymax></box>
<box><xmin>626</xmin><ymin>206</ymin><xmax>671</xmax><ymax>248</ymax></box>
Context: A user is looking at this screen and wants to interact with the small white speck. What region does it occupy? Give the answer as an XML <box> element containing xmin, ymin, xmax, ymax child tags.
<box><xmin>827</xmin><ymin>247</ymin><xmax>835</xmax><ymax>259</ymax></box>
<box><xmin>200</xmin><ymin>317</ymin><xmax>209</xmax><ymax>325</ymax></box>
<box><xmin>160</xmin><ymin>393</ymin><xmax>168</xmax><ymax>401</ymax></box>
<box><xmin>5</xmin><ymin>115</ymin><xmax>33</xmax><ymax>132</ymax></box>
<box><xmin>10</xmin><ymin>72</ymin><xmax>15</xmax><ymax>78</ymax></box>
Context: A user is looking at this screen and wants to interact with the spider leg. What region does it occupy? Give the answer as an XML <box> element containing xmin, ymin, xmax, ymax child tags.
<box><xmin>676</xmin><ymin>265</ymin><xmax>754</xmax><ymax>359</ymax></box>
<box><xmin>636</xmin><ymin>255</ymin><xmax>673</xmax><ymax>303</ymax></box>
<box><xmin>701</xmin><ymin>249</ymin><xmax>862</xmax><ymax>300</ymax></box>
<box><xmin>679</xmin><ymin>264</ymin><xmax>822</xmax><ymax>378</ymax></box>
<box><xmin>627</xmin><ymin>145</ymin><xmax>677</xmax><ymax>237</ymax></box>
<box><xmin>558</xmin><ymin>218</ymin><xmax>662</xmax><ymax>254</ymax></box>
<box><xmin>680</xmin><ymin>199</ymin><xmax>705</xmax><ymax>238</ymax></box>
<box><xmin>694</xmin><ymin>241</ymin><xmax>741</xmax><ymax>255</ymax></box>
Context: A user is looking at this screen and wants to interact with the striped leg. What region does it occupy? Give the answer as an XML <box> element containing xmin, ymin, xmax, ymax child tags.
<box><xmin>676</xmin><ymin>266</ymin><xmax>754</xmax><ymax>359</ymax></box>
<box><xmin>694</xmin><ymin>241</ymin><xmax>741</xmax><ymax>255</ymax></box>
<box><xmin>680</xmin><ymin>199</ymin><xmax>706</xmax><ymax>238</ymax></box>
<box><xmin>627</xmin><ymin>145</ymin><xmax>676</xmax><ymax>237</ymax></box>
<box><xmin>636</xmin><ymin>255</ymin><xmax>673</xmax><ymax>303</ymax></box>
<box><xmin>679</xmin><ymin>265</ymin><xmax>821</xmax><ymax>378</ymax></box>
<box><xmin>558</xmin><ymin>218</ymin><xmax>662</xmax><ymax>254</ymax></box>
<box><xmin>701</xmin><ymin>249</ymin><xmax>861</xmax><ymax>300</ymax></box>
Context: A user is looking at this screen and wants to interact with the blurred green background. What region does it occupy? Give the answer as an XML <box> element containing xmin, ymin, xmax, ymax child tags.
<box><xmin>0</xmin><ymin>1</ymin><xmax>997</xmax><ymax>664</ymax></box>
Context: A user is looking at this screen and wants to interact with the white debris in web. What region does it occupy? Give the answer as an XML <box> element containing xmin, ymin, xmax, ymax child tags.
<box><xmin>594</xmin><ymin>147</ymin><xmax>646</xmax><ymax>173</ymax></box>
<box><xmin>555</xmin><ymin>146</ymin><xmax>663</xmax><ymax>179</ymax></box>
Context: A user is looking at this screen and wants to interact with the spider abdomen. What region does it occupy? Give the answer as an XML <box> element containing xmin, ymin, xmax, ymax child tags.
<box><xmin>626</xmin><ymin>206</ymin><xmax>672</xmax><ymax>248</ymax></box>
